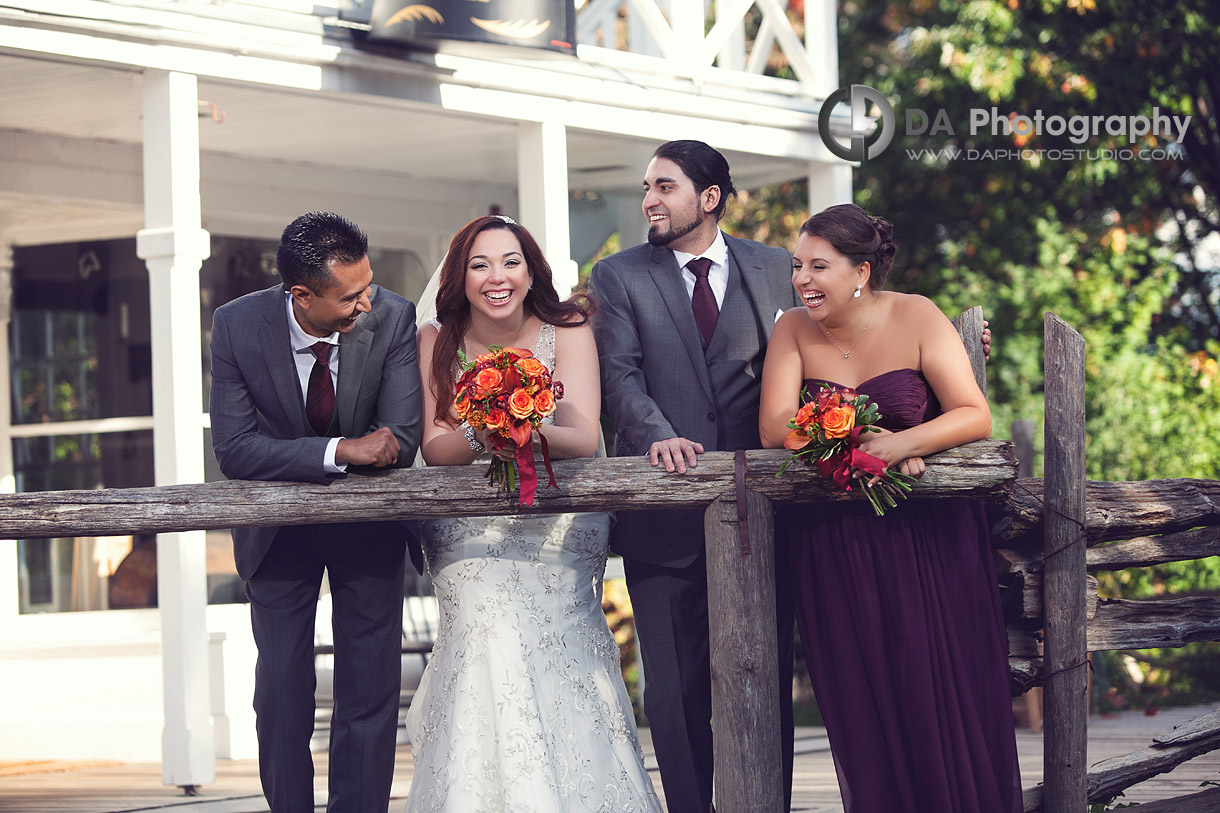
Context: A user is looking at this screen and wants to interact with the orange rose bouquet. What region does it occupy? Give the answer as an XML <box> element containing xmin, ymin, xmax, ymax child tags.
<box><xmin>776</xmin><ymin>383</ymin><xmax>916</xmax><ymax>517</ymax></box>
<box><xmin>454</xmin><ymin>345</ymin><xmax>563</xmax><ymax>506</ymax></box>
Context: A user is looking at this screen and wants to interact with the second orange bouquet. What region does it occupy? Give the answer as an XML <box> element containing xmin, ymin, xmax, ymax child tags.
<box><xmin>777</xmin><ymin>383</ymin><xmax>916</xmax><ymax>516</ymax></box>
<box><xmin>454</xmin><ymin>344</ymin><xmax>563</xmax><ymax>506</ymax></box>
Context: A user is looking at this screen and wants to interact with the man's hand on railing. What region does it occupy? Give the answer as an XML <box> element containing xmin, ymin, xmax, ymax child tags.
<box><xmin>649</xmin><ymin>436</ymin><xmax>705</xmax><ymax>474</ymax></box>
<box><xmin>336</xmin><ymin>426</ymin><xmax>401</xmax><ymax>467</ymax></box>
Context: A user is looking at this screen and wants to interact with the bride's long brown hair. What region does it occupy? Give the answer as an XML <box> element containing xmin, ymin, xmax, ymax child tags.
<box><xmin>430</xmin><ymin>216</ymin><xmax>595</xmax><ymax>427</ymax></box>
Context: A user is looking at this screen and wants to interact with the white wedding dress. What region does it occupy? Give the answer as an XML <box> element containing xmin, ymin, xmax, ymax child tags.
<box><xmin>405</xmin><ymin>322</ymin><xmax>662</xmax><ymax>813</ymax></box>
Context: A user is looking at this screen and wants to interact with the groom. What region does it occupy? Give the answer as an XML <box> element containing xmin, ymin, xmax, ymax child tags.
<box><xmin>209</xmin><ymin>211</ymin><xmax>423</xmax><ymax>813</ymax></box>
<box><xmin>589</xmin><ymin>140</ymin><xmax>800</xmax><ymax>812</ymax></box>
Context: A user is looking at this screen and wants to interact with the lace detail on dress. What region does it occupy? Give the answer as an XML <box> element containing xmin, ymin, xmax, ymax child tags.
<box><xmin>534</xmin><ymin>321</ymin><xmax>556</xmax><ymax>371</ymax></box>
<box><xmin>406</xmin><ymin>511</ymin><xmax>658</xmax><ymax>812</ymax></box>
<box><xmin>427</xmin><ymin>318</ymin><xmax>556</xmax><ymax>374</ymax></box>
<box><xmin>407</xmin><ymin>320</ymin><xmax>659</xmax><ymax>812</ymax></box>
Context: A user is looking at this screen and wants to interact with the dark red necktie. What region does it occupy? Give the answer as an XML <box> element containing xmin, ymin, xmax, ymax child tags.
<box><xmin>305</xmin><ymin>341</ymin><xmax>335</xmax><ymax>436</ymax></box>
<box><xmin>688</xmin><ymin>257</ymin><xmax>718</xmax><ymax>344</ymax></box>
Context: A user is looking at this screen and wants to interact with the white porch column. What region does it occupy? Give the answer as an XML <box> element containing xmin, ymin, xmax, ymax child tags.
<box><xmin>136</xmin><ymin>69</ymin><xmax>214</xmax><ymax>788</ymax></box>
<box><xmin>517</xmin><ymin>121</ymin><xmax>577</xmax><ymax>296</ymax></box>
<box><xmin>0</xmin><ymin>238</ymin><xmax>17</xmax><ymax>619</ymax></box>
<box><xmin>669</xmin><ymin>0</ymin><xmax>705</xmax><ymax>73</ymax></box>
<box><xmin>808</xmin><ymin>161</ymin><xmax>853</xmax><ymax>215</ymax></box>
<box><xmin>807</xmin><ymin>0</ymin><xmax>840</xmax><ymax>96</ymax></box>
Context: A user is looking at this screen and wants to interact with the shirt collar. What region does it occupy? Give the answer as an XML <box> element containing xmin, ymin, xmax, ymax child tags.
<box><xmin>284</xmin><ymin>290</ymin><xmax>339</xmax><ymax>353</ymax></box>
<box><xmin>672</xmin><ymin>229</ymin><xmax>729</xmax><ymax>272</ymax></box>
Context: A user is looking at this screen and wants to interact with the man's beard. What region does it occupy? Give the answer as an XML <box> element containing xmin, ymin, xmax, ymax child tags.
<box><xmin>648</xmin><ymin>210</ymin><xmax>704</xmax><ymax>247</ymax></box>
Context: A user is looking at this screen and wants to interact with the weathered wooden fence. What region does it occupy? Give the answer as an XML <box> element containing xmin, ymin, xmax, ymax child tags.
<box><xmin>0</xmin><ymin>440</ymin><xmax>1014</xmax><ymax>809</ymax></box>
<box><xmin>996</xmin><ymin>315</ymin><xmax>1220</xmax><ymax>813</ymax></box>
<box><xmin>2</xmin><ymin>309</ymin><xmax>1218</xmax><ymax>811</ymax></box>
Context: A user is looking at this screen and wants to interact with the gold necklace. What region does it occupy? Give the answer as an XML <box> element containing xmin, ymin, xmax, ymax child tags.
<box><xmin>821</xmin><ymin>299</ymin><xmax>878</xmax><ymax>359</ymax></box>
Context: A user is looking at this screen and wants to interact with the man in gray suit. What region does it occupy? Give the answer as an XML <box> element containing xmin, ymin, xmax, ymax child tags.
<box><xmin>588</xmin><ymin>141</ymin><xmax>800</xmax><ymax>812</ymax></box>
<box><xmin>210</xmin><ymin>211</ymin><xmax>423</xmax><ymax>813</ymax></box>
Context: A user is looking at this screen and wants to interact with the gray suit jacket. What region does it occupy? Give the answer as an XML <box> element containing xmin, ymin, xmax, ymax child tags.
<box><xmin>589</xmin><ymin>232</ymin><xmax>800</xmax><ymax>567</ymax></box>
<box><xmin>209</xmin><ymin>283</ymin><xmax>423</xmax><ymax>579</ymax></box>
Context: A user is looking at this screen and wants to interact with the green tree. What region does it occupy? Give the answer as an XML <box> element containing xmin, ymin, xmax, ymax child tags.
<box><xmin>838</xmin><ymin>0</ymin><xmax>1219</xmax><ymax>332</ymax></box>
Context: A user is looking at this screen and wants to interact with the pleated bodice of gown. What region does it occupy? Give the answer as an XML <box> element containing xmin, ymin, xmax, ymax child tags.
<box><xmin>781</xmin><ymin>369</ymin><xmax>1022</xmax><ymax>813</ymax></box>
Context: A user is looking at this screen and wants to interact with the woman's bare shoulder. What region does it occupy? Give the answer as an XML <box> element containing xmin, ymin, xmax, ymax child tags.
<box><xmin>553</xmin><ymin>319</ymin><xmax>596</xmax><ymax>351</ymax></box>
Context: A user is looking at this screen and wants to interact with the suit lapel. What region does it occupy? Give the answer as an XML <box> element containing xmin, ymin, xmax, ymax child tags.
<box><xmin>337</xmin><ymin>304</ymin><xmax>374</xmax><ymax>437</ymax></box>
<box><xmin>259</xmin><ymin>287</ymin><xmax>311</xmax><ymax>432</ymax></box>
<box><xmin>646</xmin><ymin>246</ymin><xmax>715</xmax><ymax>401</ymax></box>
<box><xmin>727</xmin><ymin>234</ymin><xmax>784</xmax><ymax>333</ymax></box>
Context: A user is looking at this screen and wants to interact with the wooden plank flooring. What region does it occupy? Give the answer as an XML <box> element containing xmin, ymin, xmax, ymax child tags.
<box><xmin>0</xmin><ymin>705</ymin><xmax>1216</xmax><ymax>812</ymax></box>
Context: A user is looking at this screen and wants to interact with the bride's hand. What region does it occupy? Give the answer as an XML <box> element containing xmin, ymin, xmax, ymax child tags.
<box><xmin>470</xmin><ymin>426</ymin><xmax>514</xmax><ymax>461</ymax></box>
<box><xmin>483</xmin><ymin>430</ymin><xmax>517</xmax><ymax>462</ymax></box>
<box><xmin>505</xmin><ymin>430</ymin><xmax>543</xmax><ymax>460</ymax></box>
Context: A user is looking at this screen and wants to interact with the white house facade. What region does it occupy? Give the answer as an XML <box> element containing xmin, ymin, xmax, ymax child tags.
<box><xmin>0</xmin><ymin>0</ymin><xmax>851</xmax><ymax>786</ymax></box>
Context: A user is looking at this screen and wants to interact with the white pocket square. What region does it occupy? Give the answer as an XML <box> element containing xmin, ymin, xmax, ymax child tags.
<box><xmin>775</xmin><ymin>308</ymin><xmax>785</xmax><ymax>323</ymax></box>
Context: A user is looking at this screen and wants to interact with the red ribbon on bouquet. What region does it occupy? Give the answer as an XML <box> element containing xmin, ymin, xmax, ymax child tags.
<box><xmin>515</xmin><ymin>442</ymin><xmax>538</xmax><ymax>506</ymax></box>
<box><xmin>504</xmin><ymin>421</ymin><xmax>559</xmax><ymax>507</ymax></box>
<box><xmin>814</xmin><ymin>427</ymin><xmax>888</xmax><ymax>490</ymax></box>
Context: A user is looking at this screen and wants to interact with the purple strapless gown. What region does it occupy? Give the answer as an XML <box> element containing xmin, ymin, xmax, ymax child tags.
<box><xmin>779</xmin><ymin>369</ymin><xmax>1021</xmax><ymax>813</ymax></box>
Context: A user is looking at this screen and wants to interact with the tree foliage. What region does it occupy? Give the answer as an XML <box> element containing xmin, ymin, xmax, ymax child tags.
<box><xmin>842</xmin><ymin>0</ymin><xmax>1219</xmax><ymax>341</ymax></box>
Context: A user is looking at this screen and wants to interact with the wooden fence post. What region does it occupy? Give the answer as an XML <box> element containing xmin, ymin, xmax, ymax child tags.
<box><xmin>952</xmin><ymin>305</ymin><xmax>988</xmax><ymax>396</ymax></box>
<box><xmin>1012</xmin><ymin>419</ymin><xmax>1035</xmax><ymax>479</ymax></box>
<box><xmin>1011</xmin><ymin>418</ymin><xmax>1044</xmax><ymax>733</ymax></box>
<box><xmin>705</xmin><ymin>488</ymin><xmax>782</xmax><ymax>811</ymax></box>
<box><xmin>1043</xmin><ymin>313</ymin><xmax>1087</xmax><ymax>813</ymax></box>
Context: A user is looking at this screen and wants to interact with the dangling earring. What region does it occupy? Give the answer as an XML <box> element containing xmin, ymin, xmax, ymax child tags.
<box><xmin>853</xmin><ymin>283</ymin><xmax>862</xmax><ymax>299</ymax></box>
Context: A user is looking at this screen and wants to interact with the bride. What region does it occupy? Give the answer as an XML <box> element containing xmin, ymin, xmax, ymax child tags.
<box><xmin>405</xmin><ymin>214</ymin><xmax>663</xmax><ymax>812</ymax></box>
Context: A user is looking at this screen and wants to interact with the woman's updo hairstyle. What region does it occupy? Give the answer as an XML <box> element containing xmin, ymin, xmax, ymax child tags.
<box><xmin>798</xmin><ymin>203</ymin><xmax>897</xmax><ymax>290</ymax></box>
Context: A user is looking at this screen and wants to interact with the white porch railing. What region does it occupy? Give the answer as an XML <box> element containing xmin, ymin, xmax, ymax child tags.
<box><xmin>574</xmin><ymin>0</ymin><xmax>836</xmax><ymax>96</ymax></box>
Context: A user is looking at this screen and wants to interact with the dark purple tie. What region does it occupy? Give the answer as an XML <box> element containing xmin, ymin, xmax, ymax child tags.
<box><xmin>305</xmin><ymin>341</ymin><xmax>335</xmax><ymax>436</ymax></box>
<box><xmin>688</xmin><ymin>257</ymin><xmax>718</xmax><ymax>344</ymax></box>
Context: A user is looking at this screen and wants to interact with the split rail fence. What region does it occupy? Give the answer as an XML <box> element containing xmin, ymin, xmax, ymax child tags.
<box><xmin>1</xmin><ymin>310</ymin><xmax>1218</xmax><ymax>812</ymax></box>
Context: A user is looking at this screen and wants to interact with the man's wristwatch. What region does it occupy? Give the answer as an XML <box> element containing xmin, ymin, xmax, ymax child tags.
<box><xmin>461</xmin><ymin>421</ymin><xmax>485</xmax><ymax>453</ymax></box>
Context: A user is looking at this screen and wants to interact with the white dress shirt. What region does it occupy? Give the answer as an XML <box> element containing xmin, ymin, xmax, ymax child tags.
<box><xmin>285</xmin><ymin>292</ymin><xmax>346</xmax><ymax>474</ymax></box>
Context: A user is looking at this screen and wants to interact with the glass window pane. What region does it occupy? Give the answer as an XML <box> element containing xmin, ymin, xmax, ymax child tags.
<box><xmin>12</xmin><ymin>431</ymin><xmax>149</xmax><ymax>614</ymax></box>
<box><xmin>10</xmin><ymin>310</ymin><xmax>99</xmax><ymax>425</ymax></box>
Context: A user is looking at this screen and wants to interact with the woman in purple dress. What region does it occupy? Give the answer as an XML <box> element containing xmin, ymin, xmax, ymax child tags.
<box><xmin>759</xmin><ymin>204</ymin><xmax>1021</xmax><ymax>813</ymax></box>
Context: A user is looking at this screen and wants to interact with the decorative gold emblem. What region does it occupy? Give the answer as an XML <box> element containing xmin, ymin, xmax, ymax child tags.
<box><xmin>385</xmin><ymin>4</ymin><xmax>444</xmax><ymax>24</ymax></box>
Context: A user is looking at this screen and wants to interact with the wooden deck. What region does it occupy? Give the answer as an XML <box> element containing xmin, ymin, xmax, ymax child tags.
<box><xmin>0</xmin><ymin>705</ymin><xmax>1216</xmax><ymax>811</ymax></box>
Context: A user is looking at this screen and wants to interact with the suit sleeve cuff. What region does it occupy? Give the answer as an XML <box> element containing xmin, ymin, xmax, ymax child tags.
<box><xmin>324</xmin><ymin>437</ymin><xmax>348</xmax><ymax>474</ymax></box>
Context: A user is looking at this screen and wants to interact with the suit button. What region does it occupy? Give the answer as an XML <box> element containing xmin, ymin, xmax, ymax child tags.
<box><xmin>706</xmin><ymin>360</ymin><xmax>713</xmax><ymax>367</ymax></box>
<box><xmin>707</xmin><ymin>412</ymin><xmax>715</xmax><ymax>421</ymax></box>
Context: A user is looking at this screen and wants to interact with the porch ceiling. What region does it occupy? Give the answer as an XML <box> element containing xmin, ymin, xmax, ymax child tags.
<box><xmin>0</xmin><ymin>52</ymin><xmax>810</xmax><ymax>236</ymax></box>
